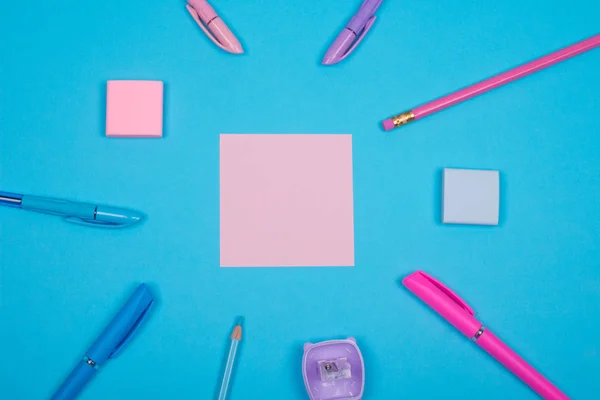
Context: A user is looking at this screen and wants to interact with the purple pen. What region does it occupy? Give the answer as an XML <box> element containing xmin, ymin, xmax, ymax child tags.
<box><xmin>322</xmin><ymin>0</ymin><xmax>383</xmax><ymax>65</ymax></box>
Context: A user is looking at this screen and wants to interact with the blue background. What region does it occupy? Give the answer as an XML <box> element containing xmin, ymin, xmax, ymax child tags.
<box><xmin>1</xmin><ymin>0</ymin><xmax>599</xmax><ymax>398</ymax></box>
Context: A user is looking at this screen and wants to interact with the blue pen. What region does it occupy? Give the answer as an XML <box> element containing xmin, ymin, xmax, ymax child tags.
<box><xmin>51</xmin><ymin>284</ymin><xmax>155</xmax><ymax>400</ymax></box>
<box><xmin>0</xmin><ymin>191</ymin><xmax>144</xmax><ymax>228</ymax></box>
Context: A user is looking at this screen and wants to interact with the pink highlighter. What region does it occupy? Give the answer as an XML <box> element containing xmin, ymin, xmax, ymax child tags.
<box><xmin>186</xmin><ymin>0</ymin><xmax>244</xmax><ymax>54</ymax></box>
<box><xmin>403</xmin><ymin>271</ymin><xmax>569</xmax><ymax>400</ymax></box>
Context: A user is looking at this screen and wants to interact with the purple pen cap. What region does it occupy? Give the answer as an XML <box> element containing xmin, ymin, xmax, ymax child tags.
<box><xmin>302</xmin><ymin>337</ymin><xmax>365</xmax><ymax>400</ymax></box>
<box><xmin>322</xmin><ymin>30</ymin><xmax>357</xmax><ymax>65</ymax></box>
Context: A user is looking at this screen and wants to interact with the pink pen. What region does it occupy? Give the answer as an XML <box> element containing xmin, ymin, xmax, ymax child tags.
<box><xmin>382</xmin><ymin>34</ymin><xmax>600</xmax><ymax>130</ymax></box>
<box><xmin>403</xmin><ymin>271</ymin><xmax>569</xmax><ymax>400</ymax></box>
<box><xmin>186</xmin><ymin>0</ymin><xmax>244</xmax><ymax>54</ymax></box>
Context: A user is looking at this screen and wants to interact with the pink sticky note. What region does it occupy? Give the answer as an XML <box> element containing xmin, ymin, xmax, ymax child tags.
<box><xmin>220</xmin><ymin>134</ymin><xmax>355</xmax><ymax>267</ymax></box>
<box><xmin>106</xmin><ymin>80</ymin><xmax>163</xmax><ymax>138</ymax></box>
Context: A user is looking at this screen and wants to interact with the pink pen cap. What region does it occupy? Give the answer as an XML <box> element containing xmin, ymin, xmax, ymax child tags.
<box><xmin>186</xmin><ymin>0</ymin><xmax>244</xmax><ymax>54</ymax></box>
<box><xmin>403</xmin><ymin>271</ymin><xmax>482</xmax><ymax>338</ymax></box>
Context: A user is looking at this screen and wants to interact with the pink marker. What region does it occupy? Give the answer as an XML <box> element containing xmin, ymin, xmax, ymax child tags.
<box><xmin>403</xmin><ymin>271</ymin><xmax>569</xmax><ymax>400</ymax></box>
<box><xmin>186</xmin><ymin>0</ymin><xmax>244</xmax><ymax>54</ymax></box>
<box><xmin>382</xmin><ymin>34</ymin><xmax>600</xmax><ymax>131</ymax></box>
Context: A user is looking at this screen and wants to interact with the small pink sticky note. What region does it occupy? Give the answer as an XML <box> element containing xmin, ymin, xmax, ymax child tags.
<box><xmin>106</xmin><ymin>80</ymin><xmax>163</xmax><ymax>138</ymax></box>
<box><xmin>220</xmin><ymin>134</ymin><xmax>355</xmax><ymax>267</ymax></box>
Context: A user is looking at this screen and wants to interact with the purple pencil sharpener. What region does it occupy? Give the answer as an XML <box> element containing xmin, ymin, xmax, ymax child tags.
<box><xmin>302</xmin><ymin>337</ymin><xmax>365</xmax><ymax>400</ymax></box>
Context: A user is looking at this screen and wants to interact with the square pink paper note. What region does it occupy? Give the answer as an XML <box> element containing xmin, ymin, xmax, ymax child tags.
<box><xmin>220</xmin><ymin>134</ymin><xmax>354</xmax><ymax>267</ymax></box>
<box><xmin>106</xmin><ymin>80</ymin><xmax>163</xmax><ymax>138</ymax></box>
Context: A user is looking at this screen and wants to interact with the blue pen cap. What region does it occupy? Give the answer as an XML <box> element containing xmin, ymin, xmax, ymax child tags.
<box><xmin>87</xmin><ymin>284</ymin><xmax>155</xmax><ymax>366</ymax></box>
<box><xmin>95</xmin><ymin>205</ymin><xmax>144</xmax><ymax>226</ymax></box>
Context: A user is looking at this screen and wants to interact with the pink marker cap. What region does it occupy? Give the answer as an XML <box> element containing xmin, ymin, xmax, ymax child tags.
<box><xmin>186</xmin><ymin>0</ymin><xmax>244</xmax><ymax>54</ymax></box>
<box><xmin>403</xmin><ymin>271</ymin><xmax>482</xmax><ymax>338</ymax></box>
<box><xmin>187</xmin><ymin>0</ymin><xmax>217</xmax><ymax>21</ymax></box>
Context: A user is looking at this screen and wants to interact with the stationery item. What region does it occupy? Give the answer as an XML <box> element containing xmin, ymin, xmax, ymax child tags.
<box><xmin>403</xmin><ymin>271</ymin><xmax>569</xmax><ymax>400</ymax></box>
<box><xmin>0</xmin><ymin>191</ymin><xmax>144</xmax><ymax>228</ymax></box>
<box><xmin>186</xmin><ymin>0</ymin><xmax>244</xmax><ymax>54</ymax></box>
<box><xmin>303</xmin><ymin>337</ymin><xmax>365</xmax><ymax>400</ymax></box>
<box><xmin>220</xmin><ymin>134</ymin><xmax>354</xmax><ymax>267</ymax></box>
<box><xmin>322</xmin><ymin>0</ymin><xmax>383</xmax><ymax>65</ymax></box>
<box><xmin>51</xmin><ymin>284</ymin><xmax>155</xmax><ymax>400</ymax></box>
<box><xmin>382</xmin><ymin>34</ymin><xmax>600</xmax><ymax>130</ymax></box>
<box><xmin>443</xmin><ymin>168</ymin><xmax>499</xmax><ymax>225</ymax></box>
<box><xmin>217</xmin><ymin>318</ymin><xmax>243</xmax><ymax>400</ymax></box>
<box><xmin>106</xmin><ymin>80</ymin><xmax>164</xmax><ymax>138</ymax></box>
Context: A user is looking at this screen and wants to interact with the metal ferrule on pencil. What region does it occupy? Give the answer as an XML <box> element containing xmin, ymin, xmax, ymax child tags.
<box><xmin>392</xmin><ymin>110</ymin><xmax>415</xmax><ymax>128</ymax></box>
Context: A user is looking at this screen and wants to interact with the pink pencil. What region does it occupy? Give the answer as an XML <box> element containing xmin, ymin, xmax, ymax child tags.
<box><xmin>382</xmin><ymin>34</ymin><xmax>600</xmax><ymax>131</ymax></box>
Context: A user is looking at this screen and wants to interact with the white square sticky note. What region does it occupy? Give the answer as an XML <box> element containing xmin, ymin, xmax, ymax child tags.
<box><xmin>443</xmin><ymin>168</ymin><xmax>499</xmax><ymax>225</ymax></box>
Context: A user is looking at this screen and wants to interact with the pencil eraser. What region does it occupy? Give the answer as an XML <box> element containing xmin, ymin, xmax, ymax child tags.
<box><xmin>443</xmin><ymin>168</ymin><xmax>499</xmax><ymax>225</ymax></box>
<box><xmin>106</xmin><ymin>80</ymin><xmax>163</xmax><ymax>138</ymax></box>
<box><xmin>382</xmin><ymin>119</ymin><xmax>394</xmax><ymax>131</ymax></box>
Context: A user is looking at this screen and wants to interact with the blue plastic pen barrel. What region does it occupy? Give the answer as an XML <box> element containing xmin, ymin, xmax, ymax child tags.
<box><xmin>51</xmin><ymin>359</ymin><xmax>97</xmax><ymax>400</ymax></box>
<box><xmin>21</xmin><ymin>196</ymin><xmax>96</xmax><ymax>217</ymax></box>
<box><xmin>0</xmin><ymin>191</ymin><xmax>23</xmax><ymax>208</ymax></box>
<box><xmin>50</xmin><ymin>285</ymin><xmax>154</xmax><ymax>399</ymax></box>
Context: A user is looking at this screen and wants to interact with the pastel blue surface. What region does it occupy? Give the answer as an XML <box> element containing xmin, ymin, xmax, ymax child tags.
<box><xmin>1</xmin><ymin>1</ymin><xmax>599</xmax><ymax>399</ymax></box>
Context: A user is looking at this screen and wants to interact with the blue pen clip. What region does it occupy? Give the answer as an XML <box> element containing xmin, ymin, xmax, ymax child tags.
<box><xmin>64</xmin><ymin>206</ymin><xmax>144</xmax><ymax>229</ymax></box>
<box><xmin>86</xmin><ymin>283</ymin><xmax>156</xmax><ymax>365</ymax></box>
<box><xmin>51</xmin><ymin>284</ymin><xmax>155</xmax><ymax>400</ymax></box>
<box><xmin>109</xmin><ymin>298</ymin><xmax>154</xmax><ymax>358</ymax></box>
<box><xmin>18</xmin><ymin>195</ymin><xmax>143</xmax><ymax>228</ymax></box>
<box><xmin>64</xmin><ymin>216</ymin><xmax>125</xmax><ymax>229</ymax></box>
